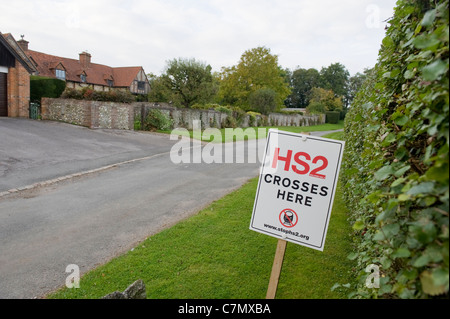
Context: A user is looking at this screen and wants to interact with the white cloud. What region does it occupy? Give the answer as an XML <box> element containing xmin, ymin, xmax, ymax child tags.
<box><xmin>0</xmin><ymin>0</ymin><xmax>397</xmax><ymax>75</ymax></box>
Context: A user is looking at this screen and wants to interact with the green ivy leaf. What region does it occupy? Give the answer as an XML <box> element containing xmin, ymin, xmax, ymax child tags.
<box><xmin>391</xmin><ymin>177</ymin><xmax>406</xmax><ymax>187</ymax></box>
<box><xmin>394</xmin><ymin>115</ymin><xmax>409</xmax><ymax>126</ymax></box>
<box><xmin>383</xmin><ymin>223</ymin><xmax>400</xmax><ymax>238</ymax></box>
<box><xmin>394</xmin><ymin>147</ymin><xmax>408</xmax><ymax>160</ymax></box>
<box><xmin>404</xmin><ymin>69</ymin><xmax>415</xmax><ymax>79</ymax></box>
<box><xmin>421</xmin><ymin>9</ymin><xmax>436</xmax><ymax>27</ymax></box>
<box><xmin>413</xmin><ymin>34</ymin><xmax>440</xmax><ymax>49</ymax></box>
<box><xmin>352</xmin><ymin>220</ymin><xmax>365</xmax><ymax>231</ymax></box>
<box><xmin>421</xmin><ymin>59</ymin><xmax>448</xmax><ymax>81</ymax></box>
<box><xmin>398</xmin><ymin>193</ymin><xmax>411</xmax><ymax>202</ymax></box>
<box><xmin>431</xmin><ymin>268</ymin><xmax>449</xmax><ymax>287</ymax></box>
<box><xmin>425</xmin><ymin>163</ymin><xmax>449</xmax><ymax>183</ymax></box>
<box><xmin>407</xmin><ymin>182</ymin><xmax>435</xmax><ymax>196</ymax></box>
<box><xmin>347</xmin><ymin>252</ymin><xmax>358</xmax><ymax>260</ymax></box>
<box><xmin>375</xmin><ymin>165</ymin><xmax>394</xmax><ymax>181</ymax></box>
<box><xmin>413</xmin><ymin>254</ymin><xmax>430</xmax><ymax>268</ymax></box>
<box><xmin>394</xmin><ymin>165</ymin><xmax>411</xmax><ymax>177</ymax></box>
<box><xmin>392</xmin><ymin>247</ymin><xmax>411</xmax><ymax>259</ymax></box>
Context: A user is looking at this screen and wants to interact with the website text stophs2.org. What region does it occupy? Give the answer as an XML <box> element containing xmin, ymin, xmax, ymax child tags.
<box><xmin>263</xmin><ymin>223</ymin><xmax>310</xmax><ymax>241</ymax></box>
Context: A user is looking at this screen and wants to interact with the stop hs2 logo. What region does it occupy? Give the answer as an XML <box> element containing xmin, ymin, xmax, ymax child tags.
<box><xmin>279</xmin><ymin>209</ymin><xmax>298</xmax><ymax>228</ymax></box>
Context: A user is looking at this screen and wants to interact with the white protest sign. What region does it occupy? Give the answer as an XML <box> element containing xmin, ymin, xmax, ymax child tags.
<box><xmin>250</xmin><ymin>129</ymin><xmax>345</xmax><ymax>251</ymax></box>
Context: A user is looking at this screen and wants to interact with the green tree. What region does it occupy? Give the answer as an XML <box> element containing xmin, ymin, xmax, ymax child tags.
<box><xmin>147</xmin><ymin>73</ymin><xmax>172</xmax><ymax>103</ymax></box>
<box><xmin>286</xmin><ymin>67</ymin><xmax>321</xmax><ymax>108</ymax></box>
<box><xmin>319</xmin><ymin>62</ymin><xmax>350</xmax><ymax>107</ymax></box>
<box><xmin>248</xmin><ymin>88</ymin><xmax>278</xmax><ymax>115</ymax></box>
<box><xmin>217</xmin><ymin>46</ymin><xmax>291</xmax><ymax>111</ymax></box>
<box><xmin>151</xmin><ymin>58</ymin><xmax>218</xmax><ymax>108</ymax></box>
<box><xmin>306</xmin><ymin>87</ymin><xmax>343</xmax><ymax>113</ymax></box>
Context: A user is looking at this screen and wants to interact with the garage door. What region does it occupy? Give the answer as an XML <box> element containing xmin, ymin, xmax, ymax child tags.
<box><xmin>0</xmin><ymin>72</ymin><xmax>7</xmax><ymax>116</ymax></box>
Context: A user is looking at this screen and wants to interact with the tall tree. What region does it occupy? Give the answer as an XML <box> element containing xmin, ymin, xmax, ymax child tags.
<box><xmin>217</xmin><ymin>46</ymin><xmax>291</xmax><ymax>111</ymax></box>
<box><xmin>150</xmin><ymin>58</ymin><xmax>217</xmax><ymax>108</ymax></box>
<box><xmin>319</xmin><ymin>62</ymin><xmax>350</xmax><ymax>107</ymax></box>
<box><xmin>286</xmin><ymin>67</ymin><xmax>321</xmax><ymax>108</ymax></box>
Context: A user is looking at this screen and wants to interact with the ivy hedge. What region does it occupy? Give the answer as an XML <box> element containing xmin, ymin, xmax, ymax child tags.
<box><xmin>343</xmin><ymin>0</ymin><xmax>448</xmax><ymax>298</ymax></box>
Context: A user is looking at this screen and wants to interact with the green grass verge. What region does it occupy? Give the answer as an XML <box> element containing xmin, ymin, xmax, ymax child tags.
<box><xmin>159</xmin><ymin>121</ymin><xmax>344</xmax><ymax>143</ymax></box>
<box><xmin>48</xmin><ymin>132</ymin><xmax>353</xmax><ymax>299</ymax></box>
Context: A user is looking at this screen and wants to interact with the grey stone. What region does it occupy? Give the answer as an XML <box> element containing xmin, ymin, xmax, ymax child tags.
<box><xmin>123</xmin><ymin>279</ymin><xmax>146</xmax><ymax>299</ymax></box>
<box><xmin>101</xmin><ymin>279</ymin><xmax>146</xmax><ymax>299</ymax></box>
<box><xmin>102</xmin><ymin>291</ymin><xmax>126</xmax><ymax>299</ymax></box>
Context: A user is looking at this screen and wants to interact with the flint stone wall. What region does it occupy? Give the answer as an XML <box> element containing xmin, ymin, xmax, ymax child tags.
<box><xmin>41</xmin><ymin>98</ymin><xmax>325</xmax><ymax>130</ymax></box>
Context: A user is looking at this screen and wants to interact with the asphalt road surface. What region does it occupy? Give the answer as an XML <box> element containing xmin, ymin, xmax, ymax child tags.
<box><xmin>0</xmin><ymin>118</ymin><xmax>263</xmax><ymax>298</ymax></box>
<box><xmin>0</xmin><ymin>118</ymin><xmax>341</xmax><ymax>299</ymax></box>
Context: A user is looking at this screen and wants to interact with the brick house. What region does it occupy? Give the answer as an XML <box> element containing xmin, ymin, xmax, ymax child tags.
<box><xmin>18</xmin><ymin>38</ymin><xmax>150</xmax><ymax>95</ymax></box>
<box><xmin>0</xmin><ymin>32</ymin><xmax>37</xmax><ymax>118</ymax></box>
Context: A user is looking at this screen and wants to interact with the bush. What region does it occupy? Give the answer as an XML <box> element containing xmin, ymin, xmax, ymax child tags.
<box><xmin>325</xmin><ymin>111</ymin><xmax>340</xmax><ymax>124</ymax></box>
<box><xmin>60</xmin><ymin>87</ymin><xmax>135</xmax><ymax>103</ymax></box>
<box><xmin>143</xmin><ymin>109</ymin><xmax>174</xmax><ymax>131</ymax></box>
<box><xmin>214</xmin><ymin>105</ymin><xmax>232</xmax><ymax>115</ymax></box>
<box><xmin>342</xmin><ymin>0</ymin><xmax>449</xmax><ymax>299</ymax></box>
<box><xmin>306</xmin><ymin>101</ymin><xmax>326</xmax><ymax>114</ymax></box>
<box><xmin>248</xmin><ymin>88</ymin><xmax>278</xmax><ymax>115</ymax></box>
<box><xmin>30</xmin><ymin>76</ymin><xmax>66</xmax><ymax>103</ymax></box>
<box><xmin>222</xmin><ymin>116</ymin><xmax>237</xmax><ymax>128</ymax></box>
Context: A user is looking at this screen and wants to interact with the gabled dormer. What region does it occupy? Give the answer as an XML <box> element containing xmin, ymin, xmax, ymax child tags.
<box><xmin>49</xmin><ymin>62</ymin><xmax>66</xmax><ymax>80</ymax></box>
<box><xmin>78</xmin><ymin>70</ymin><xmax>87</xmax><ymax>83</ymax></box>
<box><xmin>104</xmin><ymin>74</ymin><xmax>114</xmax><ymax>87</ymax></box>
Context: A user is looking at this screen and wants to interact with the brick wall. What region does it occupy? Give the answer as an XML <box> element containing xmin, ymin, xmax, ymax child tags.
<box><xmin>7</xmin><ymin>61</ymin><xmax>30</xmax><ymax>117</ymax></box>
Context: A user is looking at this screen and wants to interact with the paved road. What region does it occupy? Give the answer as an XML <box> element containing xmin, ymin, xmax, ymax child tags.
<box><xmin>0</xmin><ymin>118</ymin><xmax>342</xmax><ymax>299</ymax></box>
<box><xmin>0</xmin><ymin>118</ymin><xmax>263</xmax><ymax>299</ymax></box>
<box><xmin>0</xmin><ymin>118</ymin><xmax>178</xmax><ymax>192</ymax></box>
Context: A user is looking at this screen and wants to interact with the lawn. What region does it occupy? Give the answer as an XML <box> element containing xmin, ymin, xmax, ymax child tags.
<box><xmin>48</xmin><ymin>131</ymin><xmax>353</xmax><ymax>299</ymax></box>
<box><xmin>159</xmin><ymin>121</ymin><xmax>344</xmax><ymax>143</ymax></box>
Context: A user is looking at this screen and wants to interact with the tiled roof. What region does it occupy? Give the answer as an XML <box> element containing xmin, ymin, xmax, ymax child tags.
<box><xmin>26</xmin><ymin>49</ymin><xmax>143</xmax><ymax>88</ymax></box>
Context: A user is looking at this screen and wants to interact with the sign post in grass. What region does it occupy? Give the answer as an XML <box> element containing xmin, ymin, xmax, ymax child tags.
<box><xmin>250</xmin><ymin>129</ymin><xmax>345</xmax><ymax>299</ymax></box>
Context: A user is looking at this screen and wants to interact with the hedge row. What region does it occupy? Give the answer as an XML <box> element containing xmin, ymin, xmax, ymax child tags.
<box><xmin>325</xmin><ymin>111</ymin><xmax>340</xmax><ymax>124</ymax></box>
<box><xmin>30</xmin><ymin>76</ymin><xmax>66</xmax><ymax>103</ymax></box>
<box><xmin>342</xmin><ymin>0</ymin><xmax>448</xmax><ymax>299</ymax></box>
<box><xmin>61</xmin><ymin>87</ymin><xmax>135</xmax><ymax>103</ymax></box>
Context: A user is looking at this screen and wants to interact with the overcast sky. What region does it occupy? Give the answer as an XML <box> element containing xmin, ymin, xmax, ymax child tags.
<box><xmin>1</xmin><ymin>0</ymin><xmax>397</xmax><ymax>76</ymax></box>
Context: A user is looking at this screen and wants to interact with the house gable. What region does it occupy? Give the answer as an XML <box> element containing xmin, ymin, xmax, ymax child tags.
<box><xmin>0</xmin><ymin>32</ymin><xmax>37</xmax><ymax>118</ymax></box>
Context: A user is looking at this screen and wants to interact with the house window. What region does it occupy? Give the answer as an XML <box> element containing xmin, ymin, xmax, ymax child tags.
<box><xmin>107</xmin><ymin>79</ymin><xmax>114</xmax><ymax>87</ymax></box>
<box><xmin>56</xmin><ymin>69</ymin><xmax>66</xmax><ymax>80</ymax></box>
<box><xmin>80</xmin><ymin>74</ymin><xmax>87</xmax><ymax>83</ymax></box>
<box><xmin>137</xmin><ymin>81</ymin><xmax>146</xmax><ymax>91</ymax></box>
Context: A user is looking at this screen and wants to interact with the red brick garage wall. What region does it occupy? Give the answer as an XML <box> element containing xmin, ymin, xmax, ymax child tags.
<box><xmin>6</xmin><ymin>62</ymin><xmax>30</xmax><ymax>118</ymax></box>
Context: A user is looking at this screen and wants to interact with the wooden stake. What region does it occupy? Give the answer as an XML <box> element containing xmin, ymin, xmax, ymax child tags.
<box><xmin>266</xmin><ymin>239</ymin><xmax>287</xmax><ymax>299</ymax></box>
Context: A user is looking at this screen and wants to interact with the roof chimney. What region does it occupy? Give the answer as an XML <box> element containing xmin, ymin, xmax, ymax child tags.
<box><xmin>79</xmin><ymin>51</ymin><xmax>91</xmax><ymax>69</ymax></box>
<box><xmin>17</xmin><ymin>35</ymin><xmax>29</xmax><ymax>51</ymax></box>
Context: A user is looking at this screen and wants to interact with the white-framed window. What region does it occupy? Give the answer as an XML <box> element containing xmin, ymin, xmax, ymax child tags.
<box><xmin>56</xmin><ymin>69</ymin><xmax>66</xmax><ymax>80</ymax></box>
<box><xmin>80</xmin><ymin>74</ymin><xmax>87</xmax><ymax>83</ymax></box>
